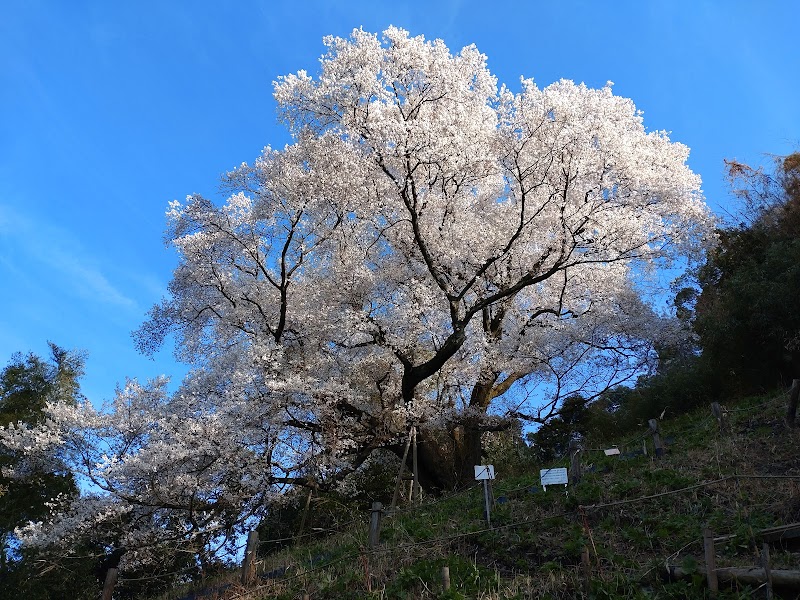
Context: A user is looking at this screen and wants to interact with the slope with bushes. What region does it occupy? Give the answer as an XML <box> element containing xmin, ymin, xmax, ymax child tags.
<box><xmin>150</xmin><ymin>389</ymin><xmax>800</xmax><ymax>599</ymax></box>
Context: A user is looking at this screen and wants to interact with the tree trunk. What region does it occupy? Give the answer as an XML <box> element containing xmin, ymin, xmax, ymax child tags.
<box><xmin>388</xmin><ymin>423</ymin><xmax>485</xmax><ymax>492</ymax></box>
<box><xmin>401</xmin><ymin>367</ymin><xmax>524</xmax><ymax>490</ymax></box>
<box><xmin>414</xmin><ymin>424</ymin><xmax>483</xmax><ymax>491</ymax></box>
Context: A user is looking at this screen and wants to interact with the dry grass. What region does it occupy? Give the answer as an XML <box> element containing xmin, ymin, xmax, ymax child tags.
<box><xmin>154</xmin><ymin>390</ymin><xmax>800</xmax><ymax>599</ymax></box>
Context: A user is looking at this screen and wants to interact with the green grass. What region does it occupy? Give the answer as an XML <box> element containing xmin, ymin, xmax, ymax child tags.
<box><xmin>151</xmin><ymin>390</ymin><xmax>800</xmax><ymax>599</ymax></box>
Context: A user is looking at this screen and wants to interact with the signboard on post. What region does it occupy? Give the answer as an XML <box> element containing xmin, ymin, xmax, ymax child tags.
<box><xmin>474</xmin><ymin>465</ymin><xmax>495</xmax><ymax>526</ymax></box>
<box><xmin>474</xmin><ymin>465</ymin><xmax>495</xmax><ymax>480</ymax></box>
<box><xmin>604</xmin><ymin>447</ymin><xmax>621</xmax><ymax>456</ymax></box>
<box><xmin>540</xmin><ymin>467</ymin><xmax>568</xmax><ymax>491</ymax></box>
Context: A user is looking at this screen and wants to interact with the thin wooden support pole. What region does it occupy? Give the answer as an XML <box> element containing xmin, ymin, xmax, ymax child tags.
<box><xmin>411</xmin><ymin>426</ymin><xmax>421</xmax><ymax>504</ymax></box>
<box><xmin>483</xmin><ymin>479</ymin><xmax>491</xmax><ymax>526</ymax></box>
<box><xmin>442</xmin><ymin>565</ymin><xmax>451</xmax><ymax>591</ymax></box>
<box><xmin>390</xmin><ymin>427</ymin><xmax>414</xmax><ymax>511</ymax></box>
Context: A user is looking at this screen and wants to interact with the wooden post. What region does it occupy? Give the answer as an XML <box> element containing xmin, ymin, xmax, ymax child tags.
<box><xmin>302</xmin><ymin>595</ymin><xmax>310</xmax><ymax>600</ymax></box>
<box><xmin>483</xmin><ymin>479</ymin><xmax>492</xmax><ymax>527</ymax></box>
<box><xmin>411</xmin><ymin>426</ymin><xmax>421</xmax><ymax>504</ymax></box>
<box><xmin>296</xmin><ymin>488</ymin><xmax>313</xmax><ymax>542</ymax></box>
<box><xmin>642</xmin><ymin>438</ymin><xmax>648</xmax><ymax>456</ymax></box>
<box><xmin>441</xmin><ymin>565</ymin><xmax>451</xmax><ymax>591</ymax></box>
<box><xmin>101</xmin><ymin>567</ymin><xmax>118</xmax><ymax>600</ymax></box>
<box><xmin>390</xmin><ymin>427</ymin><xmax>414</xmax><ymax>511</ymax></box>
<box><xmin>711</xmin><ymin>402</ymin><xmax>728</xmax><ymax>434</ymax></box>
<box><xmin>581</xmin><ymin>546</ymin><xmax>591</xmax><ymax>594</ymax></box>
<box><xmin>787</xmin><ymin>379</ymin><xmax>800</xmax><ymax>427</ymax></box>
<box><xmin>369</xmin><ymin>501</ymin><xmax>383</xmax><ymax>549</ymax></box>
<box><xmin>241</xmin><ymin>529</ymin><xmax>259</xmax><ymax>586</ymax></box>
<box><xmin>762</xmin><ymin>542</ymin><xmax>774</xmax><ymax>600</ymax></box>
<box><xmin>568</xmin><ymin>439</ymin><xmax>582</xmax><ymax>485</ymax></box>
<box><xmin>703</xmin><ymin>527</ymin><xmax>718</xmax><ymax>596</ymax></box>
<box><xmin>648</xmin><ymin>419</ymin><xmax>664</xmax><ymax>457</ymax></box>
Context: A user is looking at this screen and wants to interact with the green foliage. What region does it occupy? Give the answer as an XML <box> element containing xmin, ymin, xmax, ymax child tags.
<box><xmin>257</xmin><ymin>451</ymin><xmax>399</xmax><ymax>557</ymax></box>
<box><xmin>133</xmin><ymin>385</ymin><xmax>800</xmax><ymax>600</ymax></box>
<box><xmin>0</xmin><ymin>546</ymin><xmax>98</xmax><ymax>600</ymax></box>
<box><xmin>543</xmin><ymin>152</ymin><xmax>800</xmax><ymax>441</ymax></box>
<box><xmin>483</xmin><ymin>421</ymin><xmax>537</xmax><ymax>476</ymax></box>
<box><xmin>525</xmin><ymin>395</ymin><xmax>590</xmax><ymax>462</ymax></box>
<box><xmin>0</xmin><ymin>344</ymin><xmax>96</xmax><ymax>600</ymax></box>
<box><xmin>385</xmin><ymin>556</ymin><xmax>495</xmax><ymax>599</ymax></box>
<box><xmin>692</xmin><ymin>153</ymin><xmax>800</xmax><ymax>395</ymax></box>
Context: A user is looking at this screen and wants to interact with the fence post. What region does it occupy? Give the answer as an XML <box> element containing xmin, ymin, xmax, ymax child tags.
<box><xmin>711</xmin><ymin>402</ymin><xmax>728</xmax><ymax>434</ymax></box>
<box><xmin>369</xmin><ymin>501</ymin><xmax>383</xmax><ymax>549</ymax></box>
<box><xmin>581</xmin><ymin>546</ymin><xmax>591</xmax><ymax>594</ymax></box>
<box><xmin>761</xmin><ymin>542</ymin><xmax>774</xmax><ymax>600</ymax></box>
<box><xmin>568</xmin><ymin>439</ymin><xmax>582</xmax><ymax>485</ymax></box>
<box><xmin>441</xmin><ymin>565</ymin><xmax>451</xmax><ymax>591</ymax></box>
<box><xmin>648</xmin><ymin>419</ymin><xmax>664</xmax><ymax>457</ymax></box>
<box><xmin>703</xmin><ymin>527</ymin><xmax>718</xmax><ymax>596</ymax></box>
<box><xmin>101</xmin><ymin>567</ymin><xmax>118</xmax><ymax>600</ymax></box>
<box><xmin>787</xmin><ymin>379</ymin><xmax>800</xmax><ymax>427</ymax></box>
<box><xmin>241</xmin><ymin>529</ymin><xmax>259</xmax><ymax>586</ymax></box>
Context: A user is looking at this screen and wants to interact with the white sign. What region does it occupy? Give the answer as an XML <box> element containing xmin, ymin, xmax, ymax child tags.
<box><xmin>604</xmin><ymin>447</ymin><xmax>621</xmax><ymax>456</ymax></box>
<box><xmin>540</xmin><ymin>467</ymin><xmax>568</xmax><ymax>490</ymax></box>
<box><xmin>474</xmin><ymin>465</ymin><xmax>495</xmax><ymax>480</ymax></box>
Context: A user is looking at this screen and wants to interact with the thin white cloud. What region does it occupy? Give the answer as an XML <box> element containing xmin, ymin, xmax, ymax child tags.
<box><xmin>0</xmin><ymin>203</ymin><xmax>138</xmax><ymax>310</ymax></box>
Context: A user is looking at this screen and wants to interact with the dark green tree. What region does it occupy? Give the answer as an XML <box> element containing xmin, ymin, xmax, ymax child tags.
<box><xmin>552</xmin><ymin>154</ymin><xmax>800</xmax><ymax>441</ymax></box>
<box><xmin>0</xmin><ymin>344</ymin><xmax>96</xmax><ymax>600</ymax></box>
<box><xmin>525</xmin><ymin>396</ymin><xmax>589</xmax><ymax>462</ymax></box>
<box><xmin>692</xmin><ymin>154</ymin><xmax>800</xmax><ymax>396</ymax></box>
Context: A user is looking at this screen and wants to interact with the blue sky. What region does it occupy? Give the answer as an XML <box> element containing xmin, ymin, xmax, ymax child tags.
<box><xmin>1</xmin><ymin>0</ymin><xmax>798</xmax><ymax>405</ymax></box>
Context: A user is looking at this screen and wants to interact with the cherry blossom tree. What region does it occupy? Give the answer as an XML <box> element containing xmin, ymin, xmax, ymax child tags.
<box><xmin>1</xmin><ymin>27</ymin><xmax>712</xmax><ymax>568</ymax></box>
<box><xmin>140</xmin><ymin>26</ymin><xmax>709</xmax><ymax>485</ymax></box>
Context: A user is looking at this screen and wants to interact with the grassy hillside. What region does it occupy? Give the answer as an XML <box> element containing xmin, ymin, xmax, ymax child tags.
<box><xmin>155</xmin><ymin>391</ymin><xmax>800</xmax><ymax>599</ymax></box>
